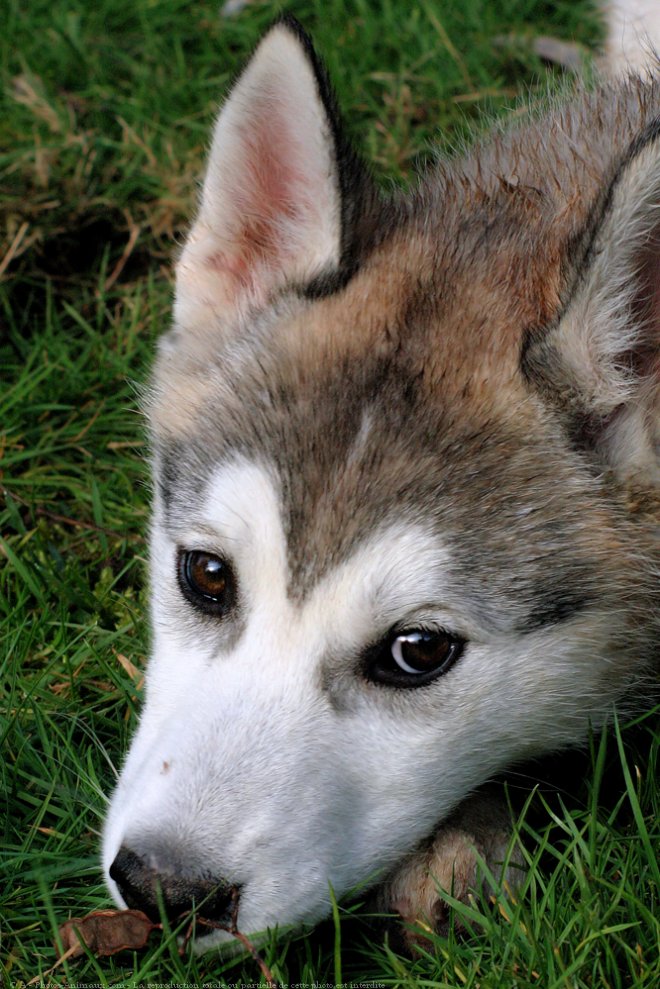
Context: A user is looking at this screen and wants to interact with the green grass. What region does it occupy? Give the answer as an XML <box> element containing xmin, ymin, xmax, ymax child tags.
<box><xmin>1</xmin><ymin>0</ymin><xmax>658</xmax><ymax>985</ymax></box>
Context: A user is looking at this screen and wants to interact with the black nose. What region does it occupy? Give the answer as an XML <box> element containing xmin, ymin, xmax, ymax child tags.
<box><xmin>109</xmin><ymin>845</ymin><xmax>236</xmax><ymax>924</ymax></box>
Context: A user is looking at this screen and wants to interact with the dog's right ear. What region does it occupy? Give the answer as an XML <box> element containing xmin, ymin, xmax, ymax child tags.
<box><xmin>173</xmin><ymin>17</ymin><xmax>372</xmax><ymax>341</ymax></box>
<box><xmin>523</xmin><ymin>122</ymin><xmax>660</xmax><ymax>485</ymax></box>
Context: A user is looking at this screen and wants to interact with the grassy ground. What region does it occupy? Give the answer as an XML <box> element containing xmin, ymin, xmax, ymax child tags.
<box><xmin>1</xmin><ymin>0</ymin><xmax>658</xmax><ymax>986</ymax></box>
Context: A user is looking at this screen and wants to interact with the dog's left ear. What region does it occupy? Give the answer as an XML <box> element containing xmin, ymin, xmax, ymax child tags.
<box><xmin>174</xmin><ymin>17</ymin><xmax>372</xmax><ymax>338</ymax></box>
<box><xmin>524</xmin><ymin>125</ymin><xmax>660</xmax><ymax>484</ymax></box>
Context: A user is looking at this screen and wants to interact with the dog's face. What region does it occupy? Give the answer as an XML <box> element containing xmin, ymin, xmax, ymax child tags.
<box><xmin>103</xmin><ymin>19</ymin><xmax>659</xmax><ymax>949</ymax></box>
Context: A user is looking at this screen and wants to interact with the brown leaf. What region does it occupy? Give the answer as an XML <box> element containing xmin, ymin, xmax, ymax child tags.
<box><xmin>57</xmin><ymin>909</ymin><xmax>161</xmax><ymax>958</ymax></box>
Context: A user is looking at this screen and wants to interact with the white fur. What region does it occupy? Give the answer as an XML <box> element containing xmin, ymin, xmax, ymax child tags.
<box><xmin>104</xmin><ymin>459</ymin><xmax>631</xmax><ymax>948</ymax></box>
<box><xmin>605</xmin><ymin>0</ymin><xmax>660</xmax><ymax>74</ymax></box>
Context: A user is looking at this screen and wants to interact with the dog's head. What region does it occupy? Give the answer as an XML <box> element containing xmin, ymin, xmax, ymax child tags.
<box><xmin>103</xmin><ymin>18</ymin><xmax>659</xmax><ymax>949</ymax></box>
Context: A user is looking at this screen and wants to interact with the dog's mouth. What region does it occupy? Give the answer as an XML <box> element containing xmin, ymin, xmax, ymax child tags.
<box><xmin>109</xmin><ymin>845</ymin><xmax>240</xmax><ymax>929</ymax></box>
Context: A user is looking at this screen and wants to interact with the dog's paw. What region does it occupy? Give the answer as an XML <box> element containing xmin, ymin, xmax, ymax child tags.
<box><xmin>374</xmin><ymin>791</ymin><xmax>521</xmax><ymax>952</ymax></box>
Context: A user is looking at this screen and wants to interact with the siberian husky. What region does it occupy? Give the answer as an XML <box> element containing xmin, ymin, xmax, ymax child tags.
<box><xmin>103</xmin><ymin>0</ymin><xmax>659</xmax><ymax>952</ymax></box>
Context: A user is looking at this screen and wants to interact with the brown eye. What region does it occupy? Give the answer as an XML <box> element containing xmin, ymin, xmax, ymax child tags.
<box><xmin>177</xmin><ymin>550</ymin><xmax>235</xmax><ymax>617</ymax></box>
<box><xmin>367</xmin><ymin>628</ymin><xmax>464</xmax><ymax>687</ymax></box>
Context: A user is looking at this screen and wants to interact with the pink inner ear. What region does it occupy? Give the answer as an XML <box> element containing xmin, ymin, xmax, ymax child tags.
<box><xmin>206</xmin><ymin>101</ymin><xmax>314</xmax><ymax>295</ymax></box>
